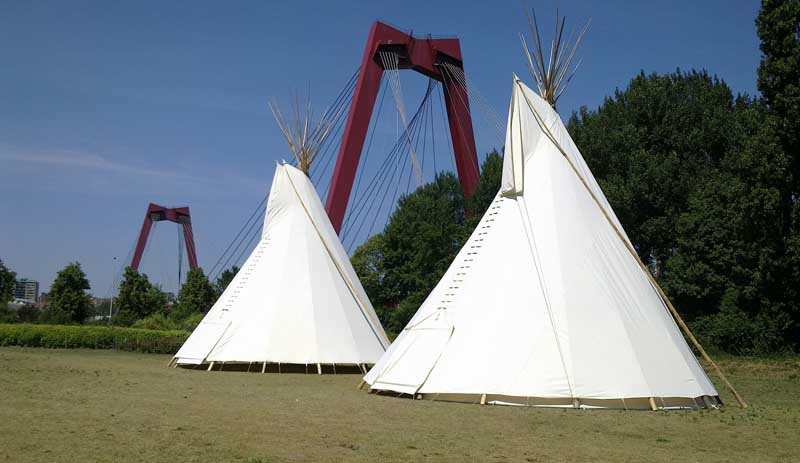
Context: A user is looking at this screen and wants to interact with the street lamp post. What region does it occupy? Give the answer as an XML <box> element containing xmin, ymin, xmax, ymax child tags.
<box><xmin>108</xmin><ymin>256</ymin><xmax>117</xmax><ymax>323</ymax></box>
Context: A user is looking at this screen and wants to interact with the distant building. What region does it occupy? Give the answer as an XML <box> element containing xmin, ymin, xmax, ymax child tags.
<box><xmin>14</xmin><ymin>278</ymin><xmax>39</xmax><ymax>302</ymax></box>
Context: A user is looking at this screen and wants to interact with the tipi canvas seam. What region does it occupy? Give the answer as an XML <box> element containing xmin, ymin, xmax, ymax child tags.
<box><xmin>282</xmin><ymin>166</ymin><xmax>389</xmax><ymax>351</ymax></box>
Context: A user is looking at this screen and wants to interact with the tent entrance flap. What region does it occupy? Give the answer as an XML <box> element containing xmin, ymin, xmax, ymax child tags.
<box><xmin>370</xmin><ymin>314</ymin><xmax>453</xmax><ymax>394</ymax></box>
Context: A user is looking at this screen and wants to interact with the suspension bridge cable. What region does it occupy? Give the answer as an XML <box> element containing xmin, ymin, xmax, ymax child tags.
<box><xmin>311</xmin><ymin>67</ymin><xmax>360</xmax><ymax>185</ymax></box>
<box><xmin>345</xmin><ymin>81</ymin><xmax>388</xmax><ymax>206</ymax></box>
<box><xmin>404</xmin><ymin>79</ymin><xmax>434</xmax><ymax>194</ymax></box>
<box><xmin>379</xmin><ymin>51</ymin><xmax>422</xmax><ymax>187</ymax></box>
<box><xmin>340</xmin><ymin>81</ymin><xmax>433</xmax><ymax>232</ymax></box>
<box><xmin>346</xmin><ymin>85</ymin><xmax>431</xmax><ymax>249</ymax></box>
<box><xmin>429</xmin><ymin>81</ymin><xmax>437</xmax><ymax>178</ymax></box>
<box><xmin>340</xmin><ymin>84</ymin><xmax>432</xmax><ymax>243</ymax></box>
<box><xmin>440</xmin><ymin>65</ymin><xmax>472</xmax><ymax>156</ymax></box>
<box><xmin>232</xmin><ymin>217</ymin><xmax>263</xmax><ymax>268</ymax></box>
<box><xmin>177</xmin><ymin>225</ymin><xmax>184</xmax><ymax>288</ymax></box>
<box><xmin>211</xmin><ymin>205</ymin><xmax>265</xmax><ymax>283</ymax></box>
<box><xmin>435</xmin><ymin>82</ymin><xmax>453</xmax><ymax>174</ymax></box>
<box><xmin>442</xmin><ymin>63</ymin><xmax>505</xmax><ymax>143</ymax></box>
<box><xmin>339</xmin><ymin>114</ymin><xmax>416</xmax><ymax>238</ymax></box>
<box><xmin>341</xmin><ymin>121</ymin><xmax>411</xmax><ymax>247</ymax></box>
<box><xmin>207</xmin><ymin>194</ymin><xmax>268</xmax><ymax>278</ymax></box>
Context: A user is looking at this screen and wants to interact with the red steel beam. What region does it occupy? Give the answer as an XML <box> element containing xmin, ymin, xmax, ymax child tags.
<box><xmin>130</xmin><ymin>203</ymin><xmax>198</xmax><ymax>272</ymax></box>
<box><xmin>325</xmin><ymin>21</ymin><xmax>480</xmax><ymax>234</ymax></box>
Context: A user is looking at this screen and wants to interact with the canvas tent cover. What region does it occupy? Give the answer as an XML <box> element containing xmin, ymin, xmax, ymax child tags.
<box><xmin>364</xmin><ymin>78</ymin><xmax>719</xmax><ymax>409</ymax></box>
<box><xmin>175</xmin><ymin>163</ymin><xmax>389</xmax><ymax>367</ymax></box>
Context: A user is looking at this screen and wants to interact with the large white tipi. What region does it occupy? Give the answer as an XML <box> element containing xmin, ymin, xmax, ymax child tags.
<box><xmin>363</xmin><ymin>76</ymin><xmax>736</xmax><ymax>409</ymax></box>
<box><xmin>174</xmin><ymin>95</ymin><xmax>390</xmax><ymax>372</ymax></box>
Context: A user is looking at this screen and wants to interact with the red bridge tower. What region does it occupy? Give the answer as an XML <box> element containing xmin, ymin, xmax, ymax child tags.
<box><xmin>325</xmin><ymin>21</ymin><xmax>480</xmax><ymax>234</ymax></box>
<box><xmin>130</xmin><ymin>203</ymin><xmax>198</xmax><ymax>272</ymax></box>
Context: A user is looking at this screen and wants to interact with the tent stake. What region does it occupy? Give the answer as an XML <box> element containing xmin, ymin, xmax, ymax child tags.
<box><xmin>649</xmin><ymin>397</ymin><xmax>658</xmax><ymax>411</ymax></box>
<box><xmin>516</xmin><ymin>82</ymin><xmax>747</xmax><ymax>408</ymax></box>
<box><xmin>357</xmin><ymin>380</ymin><xmax>366</xmax><ymax>390</ymax></box>
<box><xmin>207</xmin><ymin>362</ymin><xmax>215</xmax><ymax>371</ymax></box>
<box><xmin>261</xmin><ymin>362</ymin><xmax>267</xmax><ymax>373</ymax></box>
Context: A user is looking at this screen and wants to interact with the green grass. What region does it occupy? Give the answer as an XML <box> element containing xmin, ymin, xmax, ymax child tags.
<box><xmin>1</xmin><ymin>348</ymin><xmax>798</xmax><ymax>462</ymax></box>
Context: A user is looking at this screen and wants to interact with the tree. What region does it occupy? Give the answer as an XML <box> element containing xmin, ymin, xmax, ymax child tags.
<box><xmin>757</xmin><ymin>0</ymin><xmax>800</xmax><ymax>346</ymax></box>
<box><xmin>16</xmin><ymin>304</ymin><xmax>41</xmax><ymax>323</ymax></box>
<box><xmin>757</xmin><ymin>0</ymin><xmax>800</xmax><ymax>180</ymax></box>
<box><xmin>214</xmin><ymin>265</ymin><xmax>239</xmax><ymax>297</ymax></box>
<box><xmin>42</xmin><ymin>262</ymin><xmax>92</xmax><ymax>324</ymax></box>
<box><xmin>0</xmin><ymin>259</ymin><xmax>16</xmax><ymax>322</ymax></box>
<box><xmin>113</xmin><ymin>267</ymin><xmax>168</xmax><ymax>326</ymax></box>
<box><xmin>568</xmin><ymin>70</ymin><xmax>797</xmax><ymax>352</ymax></box>
<box><xmin>352</xmin><ymin>173</ymin><xmax>467</xmax><ymax>333</ymax></box>
<box><xmin>568</xmin><ymin>70</ymin><xmax>740</xmax><ymax>275</ymax></box>
<box><xmin>172</xmin><ymin>268</ymin><xmax>216</xmax><ymax>321</ymax></box>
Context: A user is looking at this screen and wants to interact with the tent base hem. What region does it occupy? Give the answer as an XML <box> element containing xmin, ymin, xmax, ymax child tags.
<box><xmin>367</xmin><ymin>389</ymin><xmax>722</xmax><ymax>410</ymax></box>
<box><xmin>174</xmin><ymin>360</ymin><xmax>372</xmax><ymax>374</ymax></box>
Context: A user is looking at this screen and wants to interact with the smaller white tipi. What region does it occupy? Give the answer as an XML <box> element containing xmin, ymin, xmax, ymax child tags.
<box><xmin>174</xmin><ymin>96</ymin><xmax>389</xmax><ymax>372</ymax></box>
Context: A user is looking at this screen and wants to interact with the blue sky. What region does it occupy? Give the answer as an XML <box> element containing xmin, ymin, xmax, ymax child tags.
<box><xmin>0</xmin><ymin>0</ymin><xmax>761</xmax><ymax>296</ymax></box>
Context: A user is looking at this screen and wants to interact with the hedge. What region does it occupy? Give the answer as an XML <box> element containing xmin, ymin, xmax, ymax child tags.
<box><xmin>0</xmin><ymin>324</ymin><xmax>190</xmax><ymax>354</ymax></box>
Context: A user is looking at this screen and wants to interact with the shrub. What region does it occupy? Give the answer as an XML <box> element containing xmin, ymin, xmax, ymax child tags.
<box><xmin>0</xmin><ymin>323</ymin><xmax>189</xmax><ymax>354</ymax></box>
<box><xmin>179</xmin><ymin>312</ymin><xmax>204</xmax><ymax>332</ymax></box>
<box><xmin>132</xmin><ymin>313</ymin><xmax>178</xmax><ymax>331</ymax></box>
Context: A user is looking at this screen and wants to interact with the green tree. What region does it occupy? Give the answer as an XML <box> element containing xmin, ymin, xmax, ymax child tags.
<box><xmin>113</xmin><ymin>267</ymin><xmax>168</xmax><ymax>326</ymax></box>
<box><xmin>568</xmin><ymin>70</ymin><xmax>739</xmax><ymax>274</ymax></box>
<box><xmin>568</xmin><ymin>70</ymin><xmax>797</xmax><ymax>352</ymax></box>
<box><xmin>172</xmin><ymin>268</ymin><xmax>216</xmax><ymax>321</ymax></box>
<box><xmin>15</xmin><ymin>304</ymin><xmax>41</xmax><ymax>323</ymax></box>
<box><xmin>353</xmin><ymin>172</ymin><xmax>473</xmax><ymax>333</ymax></box>
<box><xmin>41</xmin><ymin>262</ymin><xmax>92</xmax><ymax>324</ymax></box>
<box><xmin>214</xmin><ymin>265</ymin><xmax>239</xmax><ymax>297</ymax></box>
<box><xmin>0</xmin><ymin>260</ymin><xmax>16</xmax><ymax>322</ymax></box>
<box><xmin>757</xmin><ymin>0</ymin><xmax>800</xmax><ymax>346</ymax></box>
<box><xmin>757</xmin><ymin>0</ymin><xmax>800</xmax><ymax>179</ymax></box>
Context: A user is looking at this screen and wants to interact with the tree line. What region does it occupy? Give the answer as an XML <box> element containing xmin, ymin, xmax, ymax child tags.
<box><xmin>0</xmin><ymin>258</ymin><xmax>239</xmax><ymax>331</ymax></box>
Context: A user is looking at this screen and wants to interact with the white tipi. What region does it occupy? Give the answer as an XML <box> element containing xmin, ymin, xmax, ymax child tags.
<box><xmin>363</xmin><ymin>76</ymin><xmax>729</xmax><ymax>408</ymax></box>
<box><xmin>174</xmin><ymin>162</ymin><xmax>389</xmax><ymax>371</ymax></box>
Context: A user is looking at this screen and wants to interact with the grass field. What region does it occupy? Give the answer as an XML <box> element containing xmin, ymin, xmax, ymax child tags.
<box><xmin>1</xmin><ymin>348</ymin><xmax>798</xmax><ymax>462</ymax></box>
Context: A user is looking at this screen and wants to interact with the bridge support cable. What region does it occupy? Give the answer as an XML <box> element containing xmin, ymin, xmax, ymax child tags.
<box><xmin>339</xmin><ymin>84</ymin><xmax>433</xmax><ymax>241</ymax></box>
<box><xmin>310</xmin><ymin>67</ymin><xmax>361</xmax><ymax>187</ymax></box>
<box><xmin>341</xmin><ymin>81</ymin><xmax>388</xmax><ymax>209</ymax></box>
<box><xmin>441</xmin><ymin>63</ymin><xmax>505</xmax><ymax>144</ymax></box>
<box><xmin>378</xmin><ymin>50</ymin><xmax>423</xmax><ymax>188</ymax></box>
<box><xmin>343</xmin><ymin>83</ymin><xmax>433</xmax><ymax>251</ymax></box>
<box><xmin>340</xmin><ymin>82</ymin><xmax>433</xmax><ymax>249</ymax></box>
<box><xmin>436</xmin><ymin>82</ymin><xmax>457</xmax><ymax>175</ymax></box>
<box><xmin>210</xmin><ymin>205</ymin><xmax>265</xmax><ymax>284</ymax></box>
<box><xmin>207</xmin><ymin>195</ymin><xmax>267</xmax><ymax>277</ymax></box>
<box><xmin>177</xmin><ymin>225</ymin><xmax>185</xmax><ymax>287</ymax></box>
